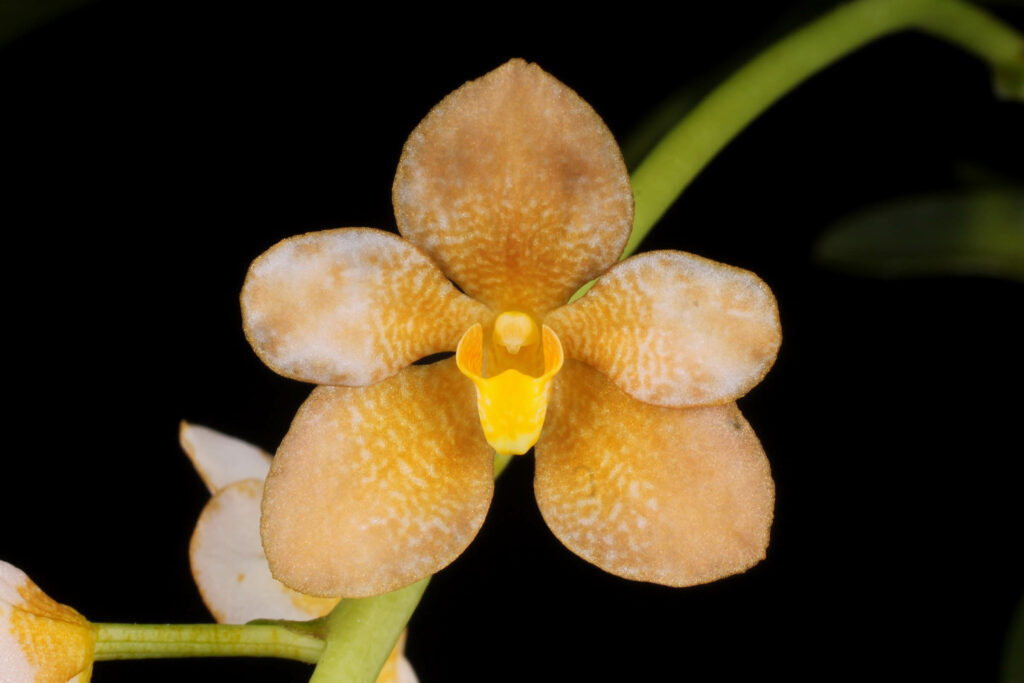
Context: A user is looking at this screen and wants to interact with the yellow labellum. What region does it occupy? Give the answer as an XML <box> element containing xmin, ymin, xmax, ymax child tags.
<box><xmin>456</xmin><ymin>318</ymin><xmax>564</xmax><ymax>455</ymax></box>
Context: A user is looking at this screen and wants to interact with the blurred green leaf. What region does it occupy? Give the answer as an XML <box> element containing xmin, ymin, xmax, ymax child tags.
<box><xmin>814</xmin><ymin>191</ymin><xmax>1024</xmax><ymax>281</ymax></box>
<box><xmin>994</xmin><ymin>58</ymin><xmax>1024</xmax><ymax>101</ymax></box>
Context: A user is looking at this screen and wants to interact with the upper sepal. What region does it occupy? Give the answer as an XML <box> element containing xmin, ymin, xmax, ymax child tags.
<box><xmin>394</xmin><ymin>59</ymin><xmax>633</xmax><ymax>317</ymax></box>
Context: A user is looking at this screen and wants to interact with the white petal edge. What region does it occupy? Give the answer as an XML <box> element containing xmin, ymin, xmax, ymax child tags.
<box><xmin>180</xmin><ymin>421</ymin><xmax>272</xmax><ymax>494</ymax></box>
<box><xmin>0</xmin><ymin>561</ymin><xmax>36</xmax><ymax>683</ymax></box>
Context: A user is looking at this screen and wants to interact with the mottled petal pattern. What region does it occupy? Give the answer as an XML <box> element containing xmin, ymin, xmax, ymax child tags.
<box><xmin>242</xmin><ymin>229</ymin><xmax>490</xmax><ymax>386</ymax></box>
<box><xmin>1</xmin><ymin>561</ymin><xmax>95</xmax><ymax>683</ymax></box>
<box><xmin>546</xmin><ymin>251</ymin><xmax>781</xmax><ymax>407</ymax></box>
<box><xmin>393</xmin><ymin>59</ymin><xmax>633</xmax><ymax>317</ymax></box>
<box><xmin>535</xmin><ymin>361</ymin><xmax>774</xmax><ymax>587</ymax></box>
<box><xmin>261</xmin><ymin>359</ymin><xmax>495</xmax><ymax>597</ymax></box>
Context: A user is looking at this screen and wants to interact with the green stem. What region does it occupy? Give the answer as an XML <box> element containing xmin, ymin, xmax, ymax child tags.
<box><xmin>625</xmin><ymin>0</ymin><xmax>1024</xmax><ymax>258</ymax></box>
<box><xmin>494</xmin><ymin>451</ymin><xmax>514</xmax><ymax>477</ymax></box>
<box><xmin>911</xmin><ymin>1</ymin><xmax>1024</xmax><ymax>67</ymax></box>
<box><xmin>309</xmin><ymin>579</ymin><xmax>429</xmax><ymax>683</ymax></box>
<box><xmin>93</xmin><ymin>621</ymin><xmax>325</xmax><ymax>663</ymax></box>
<box><xmin>911</xmin><ymin>1</ymin><xmax>1024</xmax><ymax>99</ymax></box>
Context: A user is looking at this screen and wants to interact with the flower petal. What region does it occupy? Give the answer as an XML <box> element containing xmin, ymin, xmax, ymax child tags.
<box><xmin>190</xmin><ymin>479</ymin><xmax>339</xmax><ymax>624</ymax></box>
<box><xmin>180</xmin><ymin>421</ymin><xmax>272</xmax><ymax>494</ymax></box>
<box><xmin>395</xmin><ymin>655</ymin><xmax>418</xmax><ymax>683</ymax></box>
<box><xmin>378</xmin><ymin>631</ymin><xmax>419</xmax><ymax>683</ymax></box>
<box><xmin>68</xmin><ymin>668</ymin><xmax>93</xmax><ymax>683</ymax></box>
<box><xmin>534</xmin><ymin>361</ymin><xmax>774</xmax><ymax>587</ymax></box>
<box><xmin>393</xmin><ymin>59</ymin><xmax>633</xmax><ymax>317</ymax></box>
<box><xmin>1</xmin><ymin>561</ymin><xmax>95</xmax><ymax>683</ymax></box>
<box><xmin>242</xmin><ymin>228</ymin><xmax>489</xmax><ymax>386</ymax></box>
<box><xmin>261</xmin><ymin>359</ymin><xmax>495</xmax><ymax>597</ymax></box>
<box><xmin>545</xmin><ymin>251</ymin><xmax>781</xmax><ymax>407</ymax></box>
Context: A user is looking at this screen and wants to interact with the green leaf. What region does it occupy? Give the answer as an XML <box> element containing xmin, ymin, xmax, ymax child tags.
<box><xmin>813</xmin><ymin>191</ymin><xmax>1024</xmax><ymax>281</ymax></box>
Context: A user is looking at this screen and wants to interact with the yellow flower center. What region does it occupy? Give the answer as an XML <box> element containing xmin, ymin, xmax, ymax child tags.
<box><xmin>456</xmin><ymin>312</ymin><xmax>564</xmax><ymax>456</ymax></box>
<box><xmin>493</xmin><ymin>311</ymin><xmax>539</xmax><ymax>354</ymax></box>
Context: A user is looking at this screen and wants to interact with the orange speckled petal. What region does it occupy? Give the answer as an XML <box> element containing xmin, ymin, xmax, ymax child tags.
<box><xmin>534</xmin><ymin>361</ymin><xmax>774</xmax><ymax>587</ymax></box>
<box><xmin>190</xmin><ymin>479</ymin><xmax>340</xmax><ymax>624</ymax></box>
<box><xmin>393</xmin><ymin>59</ymin><xmax>633</xmax><ymax>318</ymax></box>
<box><xmin>261</xmin><ymin>359</ymin><xmax>495</xmax><ymax>597</ymax></box>
<box><xmin>545</xmin><ymin>251</ymin><xmax>781</xmax><ymax>407</ymax></box>
<box><xmin>242</xmin><ymin>228</ymin><xmax>490</xmax><ymax>386</ymax></box>
<box><xmin>0</xmin><ymin>561</ymin><xmax>95</xmax><ymax>683</ymax></box>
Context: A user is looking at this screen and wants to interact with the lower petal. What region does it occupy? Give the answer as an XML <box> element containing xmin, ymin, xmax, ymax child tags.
<box><xmin>261</xmin><ymin>359</ymin><xmax>495</xmax><ymax>598</ymax></box>
<box><xmin>534</xmin><ymin>361</ymin><xmax>774</xmax><ymax>587</ymax></box>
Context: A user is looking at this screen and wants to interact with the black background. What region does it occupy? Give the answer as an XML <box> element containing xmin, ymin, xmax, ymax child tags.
<box><xmin>3</xmin><ymin>2</ymin><xmax>1022</xmax><ymax>681</ymax></box>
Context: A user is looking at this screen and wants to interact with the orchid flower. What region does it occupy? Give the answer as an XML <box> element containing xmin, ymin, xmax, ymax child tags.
<box><xmin>241</xmin><ymin>59</ymin><xmax>781</xmax><ymax>599</ymax></box>
<box><xmin>0</xmin><ymin>560</ymin><xmax>95</xmax><ymax>683</ymax></box>
<box><xmin>181</xmin><ymin>422</ymin><xmax>417</xmax><ymax>682</ymax></box>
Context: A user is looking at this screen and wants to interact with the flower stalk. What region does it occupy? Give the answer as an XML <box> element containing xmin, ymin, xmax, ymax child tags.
<box><xmin>92</xmin><ymin>621</ymin><xmax>325</xmax><ymax>663</ymax></box>
<box><xmin>309</xmin><ymin>579</ymin><xmax>429</xmax><ymax>683</ymax></box>
<box><xmin>625</xmin><ymin>0</ymin><xmax>1024</xmax><ymax>258</ymax></box>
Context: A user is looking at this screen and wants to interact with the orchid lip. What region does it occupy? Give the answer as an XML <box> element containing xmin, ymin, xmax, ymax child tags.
<box><xmin>456</xmin><ymin>318</ymin><xmax>564</xmax><ymax>456</ymax></box>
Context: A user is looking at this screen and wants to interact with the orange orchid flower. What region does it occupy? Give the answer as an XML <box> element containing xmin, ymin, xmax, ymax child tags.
<box><xmin>242</xmin><ymin>59</ymin><xmax>781</xmax><ymax>598</ymax></box>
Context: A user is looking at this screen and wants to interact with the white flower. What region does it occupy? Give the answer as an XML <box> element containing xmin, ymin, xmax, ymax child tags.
<box><xmin>0</xmin><ymin>560</ymin><xmax>95</xmax><ymax>683</ymax></box>
<box><xmin>180</xmin><ymin>422</ymin><xmax>416</xmax><ymax>682</ymax></box>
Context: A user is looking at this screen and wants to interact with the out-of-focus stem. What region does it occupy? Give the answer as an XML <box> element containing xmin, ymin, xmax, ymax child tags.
<box><xmin>623</xmin><ymin>0</ymin><xmax>1024</xmax><ymax>260</ymax></box>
